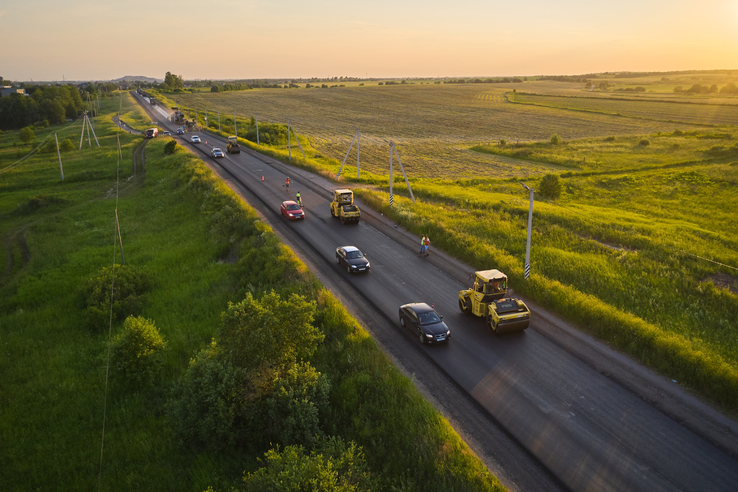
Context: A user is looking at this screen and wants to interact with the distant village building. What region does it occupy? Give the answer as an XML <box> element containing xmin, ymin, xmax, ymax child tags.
<box><xmin>1</xmin><ymin>86</ymin><xmax>26</xmax><ymax>97</ymax></box>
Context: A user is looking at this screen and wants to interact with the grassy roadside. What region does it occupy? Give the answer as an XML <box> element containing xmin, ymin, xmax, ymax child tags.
<box><xmin>151</xmin><ymin>88</ymin><xmax>738</xmax><ymax>413</ymax></box>
<box><xmin>0</xmin><ymin>93</ymin><xmax>503</xmax><ymax>491</ymax></box>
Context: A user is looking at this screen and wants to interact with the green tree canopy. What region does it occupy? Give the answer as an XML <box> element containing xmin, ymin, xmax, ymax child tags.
<box><xmin>163</xmin><ymin>71</ymin><xmax>185</xmax><ymax>91</ymax></box>
<box><xmin>242</xmin><ymin>437</ymin><xmax>375</xmax><ymax>492</ymax></box>
<box><xmin>169</xmin><ymin>291</ymin><xmax>328</xmax><ymax>450</ymax></box>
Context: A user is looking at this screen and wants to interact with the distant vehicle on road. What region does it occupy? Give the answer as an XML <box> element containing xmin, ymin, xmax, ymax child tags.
<box><xmin>162</xmin><ymin>131</ymin><xmax>171</xmax><ymax>136</ymax></box>
<box><xmin>176</xmin><ymin>128</ymin><xmax>184</xmax><ymax>135</ymax></box>
<box><xmin>336</xmin><ymin>246</ymin><xmax>371</xmax><ymax>274</ymax></box>
<box><xmin>211</xmin><ymin>148</ymin><xmax>224</xmax><ymax>158</ymax></box>
<box><xmin>280</xmin><ymin>200</ymin><xmax>305</xmax><ymax>220</ymax></box>
<box><xmin>145</xmin><ymin>128</ymin><xmax>158</xmax><ymax>138</ymax></box>
<box><xmin>399</xmin><ymin>303</ymin><xmax>450</xmax><ymax>344</ymax></box>
<box><xmin>227</xmin><ymin>136</ymin><xmax>241</xmax><ymax>154</ymax></box>
<box><xmin>190</xmin><ymin>135</ymin><xmax>201</xmax><ymax>144</ymax></box>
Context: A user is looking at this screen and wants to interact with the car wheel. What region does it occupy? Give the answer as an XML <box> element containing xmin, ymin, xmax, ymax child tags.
<box><xmin>418</xmin><ymin>331</ymin><xmax>426</xmax><ymax>344</ymax></box>
<box><xmin>347</xmin><ymin>265</ymin><xmax>352</xmax><ymax>274</ymax></box>
<box><xmin>400</xmin><ymin>317</ymin><xmax>406</xmax><ymax>327</ymax></box>
<box><xmin>459</xmin><ymin>297</ymin><xmax>471</xmax><ymax>314</ymax></box>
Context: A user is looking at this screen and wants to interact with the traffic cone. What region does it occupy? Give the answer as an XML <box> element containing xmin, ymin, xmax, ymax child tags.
<box><xmin>262</xmin><ymin>175</ymin><xmax>265</xmax><ymax>182</ymax></box>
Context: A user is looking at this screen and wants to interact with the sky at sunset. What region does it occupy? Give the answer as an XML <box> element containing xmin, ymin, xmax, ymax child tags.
<box><xmin>1</xmin><ymin>0</ymin><xmax>737</xmax><ymax>81</ymax></box>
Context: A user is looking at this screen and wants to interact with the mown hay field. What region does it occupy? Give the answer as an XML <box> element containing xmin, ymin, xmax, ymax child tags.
<box><xmin>172</xmin><ymin>84</ymin><xmax>707</xmax><ymax>179</ymax></box>
<box><xmin>510</xmin><ymin>92</ymin><xmax>738</xmax><ymax>126</ymax></box>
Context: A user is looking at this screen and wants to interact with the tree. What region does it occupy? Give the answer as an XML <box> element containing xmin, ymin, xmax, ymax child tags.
<box><xmin>169</xmin><ymin>291</ymin><xmax>327</xmax><ymax>449</ymax></box>
<box><xmin>19</xmin><ymin>126</ymin><xmax>35</xmax><ymax>144</ymax></box>
<box><xmin>265</xmin><ymin>362</ymin><xmax>330</xmax><ymax>446</ymax></box>
<box><xmin>242</xmin><ymin>437</ymin><xmax>375</xmax><ymax>491</ymax></box>
<box><xmin>164</xmin><ymin>71</ymin><xmax>185</xmax><ymax>91</ymax></box>
<box><xmin>164</xmin><ymin>139</ymin><xmax>177</xmax><ymax>154</ymax></box>
<box><xmin>538</xmin><ymin>174</ymin><xmax>562</xmax><ymax>200</ymax></box>
<box><xmin>110</xmin><ymin>316</ymin><xmax>166</xmax><ymax>384</ymax></box>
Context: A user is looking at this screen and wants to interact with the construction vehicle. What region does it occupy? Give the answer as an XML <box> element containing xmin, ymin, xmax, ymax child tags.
<box><xmin>330</xmin><ymin>189</ymin><xmax>361</xmax><ymax>224</ymax></box>
<box><xmin>226</xmin><ymin>136</ymin><xmax>240</xmax><ymax>154</ymax></box>
<box><xmin>458</xmin><ymin>269</ymin><xmax>530</xmax><ymax>335</ymax></box>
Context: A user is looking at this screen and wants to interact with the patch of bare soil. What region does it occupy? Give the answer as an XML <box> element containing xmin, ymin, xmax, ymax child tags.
<box><xmin>705</xmin><ymin>272</ymin><xmax>738</xmax><ymax>295</ymax></box>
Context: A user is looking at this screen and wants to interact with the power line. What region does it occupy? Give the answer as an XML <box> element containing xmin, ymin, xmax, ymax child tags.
<box><xmin>98</xmin><ymin>125</ymin><xmax>123</xmax><ymax>491</ymax></box>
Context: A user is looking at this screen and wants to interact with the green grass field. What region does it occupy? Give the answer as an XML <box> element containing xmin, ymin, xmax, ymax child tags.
<box><xmin>158</xmin><ymin>77</ymin><xmax>738</xmax><ymax>412</ymax></box>
<box><xmin>0</xmin><ymin>93</ymin><xmax>503</xmax><ymax>491</ymax></box>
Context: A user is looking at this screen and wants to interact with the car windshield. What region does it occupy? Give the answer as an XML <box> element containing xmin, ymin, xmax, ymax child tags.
<box><xmin>286</xmin><ymin>204</ymin><xmax>301</xmax><ymax>211</ymax></box>
<box><xmin>418</xmin><ymin>311</ymin><xmax>441</xmax><ymax>325</ymax></box>
<box><xmin>346</xmin><ymin>251</ymin><xmax>363</xmax><ymax>259</ymax></box>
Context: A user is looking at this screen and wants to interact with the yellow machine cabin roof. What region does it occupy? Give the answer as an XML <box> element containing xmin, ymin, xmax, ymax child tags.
<box><xmin>334</xmin><ymin>188</ymin><xmax>352</xmax><ymax>194</ymax></box>
<box><xmin>475</xmin><ymin>269</ymin><xmax>507</xmax><ymax>282</ymax></box>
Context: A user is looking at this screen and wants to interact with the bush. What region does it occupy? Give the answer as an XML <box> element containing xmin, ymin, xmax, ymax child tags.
<box><xmin>603</xmin><ymin>136</ymin><xmax>615</xmax><ymax>142</ymax></box>
<box><xmin>498</xmin><ymin>139</ymin><xmax>507</xmax><ymax>146</ymax></box>
<box><xmin>243</xmin><ymin>437</ymin><xmax>375</xmax><ymax>491</ymax></box>
<box><xmin>19</xmin><ymin>126</ymin><xmax>35</xmax><ymax>144</ymax></box>
<box><xmin>538</xmin><ymin>173</ymin><xmax>562</xmax><ymax>200</ymax></box>
<box><xmin>245</xmin><ymin>122</ymin><xmax>288</xmax><ymax>146</ymax></box>
<box><xmin>164</xmin><ymin>139</ymin><xmax>177</xmax><ymax>155</ymax></box>
<box><xmin>110</xmin><ymin>316</ymin><xmax>166</xmax><ymax>384</ymax></box>
<box><xmin>639</xmin><ymin>139</ymin><xmax>651</xmax><ymax>146</ymax></box>
<box><xmin>60</xmin><ymin>138</ymin><xmax>75</xmax><ymax>151</ymax></box>
<box><xmin>83</xmin><ymin>264</ymin><xmax>150</xmax><ymax>331</ymax></box>
<box><xmin>550</xmin><ymin>134</ymin><xmax>562</xmax><ymax>145</ymax></box>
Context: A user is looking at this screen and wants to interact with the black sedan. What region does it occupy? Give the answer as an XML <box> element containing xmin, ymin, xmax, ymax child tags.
<box><xmin>399</xmin><ymin>303</ymin><xmax>450</xmax><ymax>344</ymax></box>
<box><xmin>336</xmin><ymin>246</ymin><xmax>371</xmax><ymax>274</ymax></box>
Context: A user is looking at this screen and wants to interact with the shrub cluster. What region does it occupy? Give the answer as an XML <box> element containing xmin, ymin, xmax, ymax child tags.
<box><xmin>110</xmin><ymin>316</ymin><xmax>166</xmax><ymax>384</ymax></box>
<box><xmin>83</xmin><ymin>264</ymin><xmax>150</xmax><ymax>331</ymax></box>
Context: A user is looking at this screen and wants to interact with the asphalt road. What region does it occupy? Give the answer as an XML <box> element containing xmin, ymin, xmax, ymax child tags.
<box><xmin>132</xmin><ymin>94</ymin><xmax>738</xmax><ymax>491</ymax></box>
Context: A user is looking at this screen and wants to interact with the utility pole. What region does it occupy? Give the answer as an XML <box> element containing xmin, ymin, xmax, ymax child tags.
<box><xmin>520</xmin><ymin>182</ymin><xmax>535</xmax><ymax>279</ymax></box>
<box><xmin>389</xmin><ymin>141</ymin><xmax>394</xmax><ymax>206</ymax></box>
<box><xmin>55</xmin><ymin>132</ymin><xmax>64</xmax><ymax>181</ymax></box>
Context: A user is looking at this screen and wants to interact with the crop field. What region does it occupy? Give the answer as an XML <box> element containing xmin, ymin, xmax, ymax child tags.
<box><xmin>171</xmin><ymin>84</ymin><xmax>706</xmax><ymax>179</ymax></box>
<box><xmin>509</xmin><ymin>92</ymin><xmax>738</xmax><ymax>126</ymax></box>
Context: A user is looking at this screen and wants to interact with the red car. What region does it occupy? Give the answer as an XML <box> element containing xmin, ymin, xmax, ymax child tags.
<box><xmin>280</xmin><ymin>200</ymin><xmax>305</xmax><ymax>220</ymax></box>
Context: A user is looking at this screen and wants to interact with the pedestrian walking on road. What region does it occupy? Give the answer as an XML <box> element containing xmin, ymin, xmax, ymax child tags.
<box><xmin>423</xmin><ymin>235</ymin><xmax>431</xmax><ymax>256</ymax></box>
<box><xmin>419</xmin><ymin>234</ymin><xmax>428</xmax><ymax>255</ymax></box>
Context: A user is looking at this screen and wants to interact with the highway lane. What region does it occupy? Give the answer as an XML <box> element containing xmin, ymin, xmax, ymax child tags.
<box><xmin>134</xmin><ymin>95</ymin><xmax>738</xmax><ymax>491</ymax></box>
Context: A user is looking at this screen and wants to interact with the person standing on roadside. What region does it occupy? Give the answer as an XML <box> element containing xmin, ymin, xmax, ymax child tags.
<box><xmin>423</xmin><ymin>235</ymin><xmax>431</xmax><ymax>256</ymax></box>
